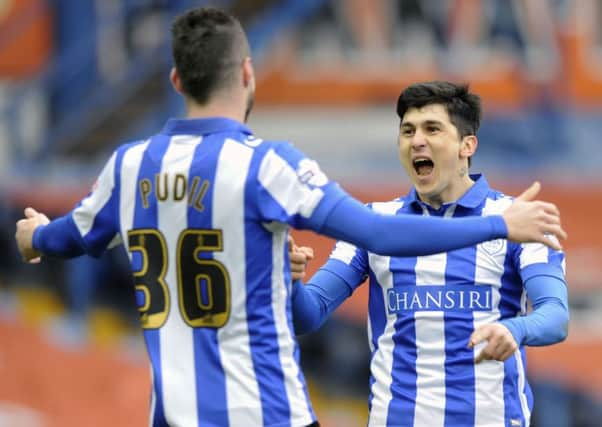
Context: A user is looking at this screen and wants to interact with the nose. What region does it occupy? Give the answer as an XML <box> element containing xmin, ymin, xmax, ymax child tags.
<box><xmin>411</xmin><ymin>130</ymin><xmax>427</xmax><ymax>149</ymax></box>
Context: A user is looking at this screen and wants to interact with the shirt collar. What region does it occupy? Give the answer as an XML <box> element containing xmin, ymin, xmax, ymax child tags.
<box><xmin>407</xmin><ymin>174</ymin><xmax>491</xmax><ymax>210</ymax></box>
<box><xmin>161</xmin><ymin>117</ymin><xmax>253</xmax><ymax>136</ymax></box>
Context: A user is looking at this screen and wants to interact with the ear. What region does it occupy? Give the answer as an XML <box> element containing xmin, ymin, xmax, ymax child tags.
<box><xmin>170</xmin><ymin>67</ymin><xmax>183</xmax><ymax>94</ymax></box>
<box><xmin>460</xmin><ymin>135</ymin><xmax>478</xmax><ymax>160</ymax></box>
<box><xmin>242</xmin><ymin>56</ymin><xmax>254</xmax><ymax>88</ymax></box>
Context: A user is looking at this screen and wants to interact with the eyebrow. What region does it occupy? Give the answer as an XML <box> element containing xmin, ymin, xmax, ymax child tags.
<box><xmin>401</xmin><ymin>119</ymin><xmax>444</xmax><ymax>128</ymax></box>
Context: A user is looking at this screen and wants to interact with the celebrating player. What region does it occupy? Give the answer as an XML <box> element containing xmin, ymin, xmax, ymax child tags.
<box><xmin>291</xmin><ymin>81</ymin><xmax>569</xmax><ymax>427</ymax></box>
<box><xmin>16</xmin><ymin>8</ymin><xmax>566</xmax><ymax>427</ymax></box>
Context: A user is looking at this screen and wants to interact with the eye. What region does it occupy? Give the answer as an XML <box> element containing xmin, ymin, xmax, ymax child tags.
<box><xmin>427</xmin><ymin>126</ymin><xmax>440</xmax><ymax>134</ymax></box>
<box><xmin>401</xmin><ymin>128</ymin><xmax>414</xmax><ymax>137</ymax></box>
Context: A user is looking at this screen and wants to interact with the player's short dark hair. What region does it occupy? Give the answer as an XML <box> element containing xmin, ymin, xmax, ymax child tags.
<box><xmin>396</xmin><ymin>81</ymin><xmax>482</xmax><ymax>139</ymax></box>
<box><xmin>171</xmin><ymin>7</ymin><xmax>250</xmax><ymax>105</ymax></box>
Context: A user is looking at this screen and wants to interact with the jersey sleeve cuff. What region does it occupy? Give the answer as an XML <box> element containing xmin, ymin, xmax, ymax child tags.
<box><xmin>32</xmin><ymin>224</ymin><xmax>47</xmax><ymax>252</ymax></box>
<box><xmin>488</xmin><ymin>215</ymin><xmax>508</xmax><ymax>239</ymax></box>
<box><xmin>499</xmin><ymin>317</ymin><xmax>526</xmax><ymax>346</ymax></box>
<box><xmin>32</xmin><ymin>214</ymin><xmax>90</xmax><ymax>257</ymax></box>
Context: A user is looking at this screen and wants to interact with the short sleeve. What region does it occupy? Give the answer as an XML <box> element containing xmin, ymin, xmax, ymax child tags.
<box><xmin>255</xmin><ymin>142</ymin><xmax>347</xmax><ymax>230</ymax></box>
<box><xmin>70</xmin><ymin>151</ymin><xmax>122</xmax><ymax>256</ymax></box>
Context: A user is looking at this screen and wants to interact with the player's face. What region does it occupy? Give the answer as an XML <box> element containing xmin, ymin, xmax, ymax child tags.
<box><xmin>398</xmin><ymin>104</ymin><xmax>474</xmax><ymax>206</ymax></box>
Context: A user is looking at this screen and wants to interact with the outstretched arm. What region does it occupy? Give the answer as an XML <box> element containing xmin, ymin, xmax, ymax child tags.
<box><xmin>259</xmin><ymin>144</ymin><xmax>564</xmax><ymax>257</ymax></box>
<box><xmin>15</xmin><ymin>151</ymin><xmax>120</xmax><ymax>263</ymax></box>
<box><xmin>311</xmin><ymin>182</ymin><xmax>565</xmax><ymax>258</ymax></box>
<box><xmin>16</xmin><ymin>209</ymin><xmax>96</xmax><ymax>261</ymax></box>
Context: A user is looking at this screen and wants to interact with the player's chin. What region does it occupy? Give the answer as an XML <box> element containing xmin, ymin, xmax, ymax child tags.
<box><xmin>412</xmin><ymin>179</ymin><xmax>437</xmax><ymax>196</ymax></box>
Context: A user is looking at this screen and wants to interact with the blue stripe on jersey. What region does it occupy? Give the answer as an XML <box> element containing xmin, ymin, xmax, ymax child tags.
<box><xmin>368</xmin><ymin>269</ymin><xmax>387</xmax><ymax>353</ymax></box>
<box><xmin>386</xmin><ymin>204</ymin><xmax>419</xmax><ymax>427</ymax></box>
<box><xmin>367</xmin><ymin>269</ymin><xmax>382</xmax><ymax>414</ymax></box>
<box><xmin>244</xmin><ymin>147</ymin><xmax>292</xmax><ymax>425</ymax></box>
<box><xmin>500</xmin><ymin>245</ymin><xmax>523</xmax><ymax>317</ymax></box>
<box><xmin>443</xmin><ymin>246</ymin><xmax>478</xmax><ymax>426</ymax></box>
<box><xmin>387</xmin><ymin>255</ymin><xmax>418</xmax><ymax>427</ymax></box>
<box><xmin>502</xmin><ymin>348</ymin><xmax>532</xmax><ymax>425</ymax></box>
<box><xmin>365</xmin><ymin>203</ymin><xmax>390</xmax><ymax>353</ymax></box>
<box><xmin>367</xmin><ymin>269</ymin><xmax>383</xmax><ymax>415</ymax></box>
<box><xmin>500</xmin><ymin>246</ymin><xmax>529</xmax><ymax>424</ymax></box>
<box><xmin>186</xmin><ymin>135</ymin><xmax>230</xmax><ymax>427</ymax></box>
<box><xmin>132</xmin><ymin>135</ymin><xmax>170</xmax><ymax>426</ymax></box>
<box><xmin>441</xmin><ymin>205</ymin><xmax>480</xmax><ymax>426</ymax></box>
<box><xmin>365</xmin><ymin>204</ymin><xmax>388</xmax><ymax>413</ymax></box>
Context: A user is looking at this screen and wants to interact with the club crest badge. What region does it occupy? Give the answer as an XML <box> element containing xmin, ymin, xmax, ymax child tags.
<box><xmin>481</xmin><ymin>239</ymin><xmax>505</xmax><ymax>255</ymax></box>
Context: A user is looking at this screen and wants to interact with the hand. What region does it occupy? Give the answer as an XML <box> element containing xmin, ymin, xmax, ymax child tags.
<box><xmin>288</xmin><ymin>235</ymin><xmax>314</xmax><ymax>281</ymax></box>
<box><xmin>468</xmin><ymin>323</ymin><xmax>518</xmax><ymax>363</ymax></box>
<box><xmin>15</xmin><ymin>207</ymin><xmax>50</xmax><ymax>263</ymax></box>
<box><xmin>503</xmin><ymin>182</ymin><xmax>567</xmax><ymax>250</ymax></box>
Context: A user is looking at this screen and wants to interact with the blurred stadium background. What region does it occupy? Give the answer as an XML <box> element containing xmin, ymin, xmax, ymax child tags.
<box><xmin>1</xmin><ymin>0</ymin><xmax>601</xmax><ymax>426</ymax></box>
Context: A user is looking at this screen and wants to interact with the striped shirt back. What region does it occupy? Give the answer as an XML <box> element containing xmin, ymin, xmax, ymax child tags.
<box><xmin>69</xmin><ymin>117</ymin><xmax>346</xmax><ymax>427</ymax></box>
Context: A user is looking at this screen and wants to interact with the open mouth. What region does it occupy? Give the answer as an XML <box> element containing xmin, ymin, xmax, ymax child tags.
<box><xmin>413</xmin><ymin>158</ymin><xmax>434</xmax><ymax>176</ymax></box>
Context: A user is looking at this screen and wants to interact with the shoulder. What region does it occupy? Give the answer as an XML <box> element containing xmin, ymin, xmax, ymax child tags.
<box><xmin>114</xmin><ymin>138</ymin><xmax>151</xmax><ymax>157</ymax></box>
<box><xmin>253</xmin><ymin>139</ymin><xmax>317</xmax><ymax>169</ymax></box>
<box><xmin>226</xmin><ymin>135</ymin><xmax>300</xmax><ymax>160</ymax></box>
<box><xmin>479</xmin><ymin>189</ymin><xmax>523</xmax><ymax>252</ymax></box>
<box><xmin>253</xmin><ymin>139</ymin><xmax>301</xmax><ymax>156</ymax></box>
<box><xmin>481</xmin><ymin>189</ymin><xmax>513</xmax><ymax>214</ymax></box>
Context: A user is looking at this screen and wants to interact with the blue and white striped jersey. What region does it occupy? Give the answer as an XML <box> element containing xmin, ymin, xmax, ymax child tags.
<box><xmin>326</xmin><ymin>175</ymin><xmax>566</xmax><ymax>427</ymax></box>
<box><xmin>69</xmin><ymin>118</ymin><xmax>346</xmax><ymax>427</ymax></box>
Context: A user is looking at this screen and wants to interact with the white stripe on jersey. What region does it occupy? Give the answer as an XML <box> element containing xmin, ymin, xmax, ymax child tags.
<box><xmin>119</xmin><ymin>141</ymin><xmax>150</xmax><ymax>253</ymax></box>
<box><xmin>517</xmin><ymin>187</ymin><xmax>555</xmax><ymax>271</ymax></box>
<box><xmin>258</xmin><ymin>148</ymin><xmax>324</xmax><ymax>218</ymax></box>
<box><xmin>412</xmin><ymin>205</ymin><xmax>454</xmax><ymax>427</ymax></box>
<box><xmin>271</xmin><ymin>229</ymin><xmax>314</xmax><ymax>426</ymax></box>
<box><xmin>330</xmin><ymin>241</ymin><xmax>360</xmax><ymax>264</ymax></box>
<box><xmin>519</xmin><ymin>243</ymin><xmax>549</xmax><ymax>269</ymax></box>
<box><xmin>158</xmin><ymin>135</ymin><xmax>202</xmax><ymax>426</ymax></box>
<box><xmin>72</xmin><ymin>151</ymin><xmax>117</xmax><ymax>238</ymax></box>
<box><xmin>367</xmin><ymin>201</ymin><xmax>403</xmax><ymax>427</ymax></box>
<box><xmin>213</xmin><ymin>139</ymin><xmax>263</xmax><ymax>426</ymax></box>
<box><xmin>514</xmin><ymin>350</ymin><xmax>531</xmax><ymax>424</ymax></box>
<box><xmin>473</xmin><ymin>197</ymin><xmax>509</xmax><ymax>427</ymax></box>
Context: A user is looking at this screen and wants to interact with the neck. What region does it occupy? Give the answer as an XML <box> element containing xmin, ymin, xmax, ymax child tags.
<box><xmin>419</xmin><ymin>174</ymin><xmax>475</xmax><ymax>209</ymax></box>
<box><xmin>184</xmin><ymin>92</ymin><xmax>247</xmax><ymax>123</ymax></box>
